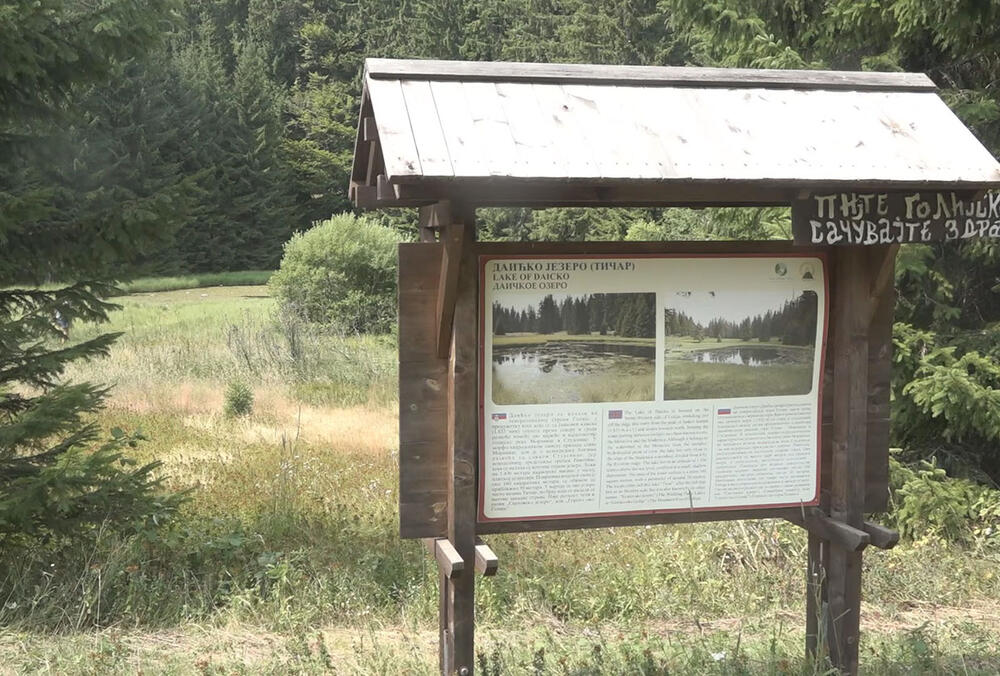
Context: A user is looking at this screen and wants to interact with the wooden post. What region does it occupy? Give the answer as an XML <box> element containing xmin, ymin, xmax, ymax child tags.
<box><xmin>440</xmin><ymin>203</ymin><xmax>478</xmax><ymax>675</ymax></box>
<box><xmin>825</xmin><ymin>249</ymin><xmax>870</xmax><ymax>674</ymax></box>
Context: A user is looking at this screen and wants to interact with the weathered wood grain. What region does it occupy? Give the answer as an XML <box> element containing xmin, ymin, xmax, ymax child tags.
<box><xmin>367</xmin><ymin>78</ymin><xmax>422</xmax><ymax>178</ymax></box>
<box><xmin>826</xmin><ymin>249</ymin><xmax>870</xmax><ymax>674</ymax></box>
<box><xmin>366</xmin><ymin>58</ymin><xmax>936</xmax><ymax>91</ymax></box>
<box><xmin>474</xmin><ymin>538</ymin><xmax>499</xmax><ymax>576</ymax></box>
<box><xmin>401</xmin><ymin>80</ymin><xmax>454</xmax><ymax>178</ymax></box>
<box><xmin>424</xmin><ymin>537</ymin><xmax>464</xmax><ymax>578</ymax></box>
<box><xmin>398</xmin><ymin>243</ymin><xmax>449</xmax><ymax>539</ymax></box>
<box><xmin>436</xmin><ymin>220</ymin><xmax>464</xmax><ymax>359</ymax></box>
<box><xmin>446</xmin><ymin>207</ymin><xmax>478</xmax><ymax>675</ymax></box>
<box><xmin>359</xmin><ymin>74</ymin><xmax>1000</xmax><ymax>195</ymax></box>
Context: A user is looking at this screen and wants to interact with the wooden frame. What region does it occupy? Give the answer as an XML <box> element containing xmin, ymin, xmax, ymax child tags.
<box><xmin>356</xmin><ymin>58</ymin><xmax>1000</xmax><ymax>676</ymax></box>
<box><xmin>398</xmin><ymin>235</ymin><xmax>899</xmax><ymax>675</ymax></box>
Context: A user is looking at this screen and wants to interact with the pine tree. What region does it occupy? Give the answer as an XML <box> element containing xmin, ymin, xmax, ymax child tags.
<box><xmin>0</xmin><ymin>0</ymin><xmax>185</xmax><ymax>543</ymax></box>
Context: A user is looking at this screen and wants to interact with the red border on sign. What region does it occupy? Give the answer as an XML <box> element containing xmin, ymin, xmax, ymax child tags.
<box><xmin>477</xmin><ymin>251</ymin><xmax>830</xmax><ymax>525</ymax></box>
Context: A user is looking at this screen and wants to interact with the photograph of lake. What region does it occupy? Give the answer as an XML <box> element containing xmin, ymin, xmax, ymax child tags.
<box><xmin>663</xmin><ymin>289</ymin><xmax>819</xmax><ymax>400</ymax></box>
<box><xmin>491</xmin><ymin>292</ymin><xmax>656</xmax><ymax>405</ymax></box>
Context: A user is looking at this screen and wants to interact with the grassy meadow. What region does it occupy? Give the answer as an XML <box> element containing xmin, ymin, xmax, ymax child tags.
<box><xmin>664</xmin><ymin>337</ymin><xmax>815</xmax><ymax>400</ymax></box>
<box><xmin>1</xmin><ymin>284</ymin><xmax>1000</xmax><ymax>673</ymax></box>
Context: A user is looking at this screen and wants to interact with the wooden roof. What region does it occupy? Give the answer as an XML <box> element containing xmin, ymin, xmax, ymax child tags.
<box><xmin>350</xmin><ymin>59</ymin><xmax>1000</xmax><ymax>208</ymax></box>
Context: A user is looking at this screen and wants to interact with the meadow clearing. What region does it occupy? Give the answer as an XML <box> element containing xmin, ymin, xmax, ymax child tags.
<box><xmin>664</xmin><ymin>337</ymin><xmax>815</xmax><ymax>400</ymax></box>
<box><xmin>1</xmin><ymin>283</ymin><xmax>1000</xmax><ymax>674</ymax></box>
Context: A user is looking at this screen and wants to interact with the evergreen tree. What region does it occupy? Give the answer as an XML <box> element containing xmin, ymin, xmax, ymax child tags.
<box><xmin>0</xmin><ymin>0</ymin><xmax>185</xmax><ymax>543</ymax></box>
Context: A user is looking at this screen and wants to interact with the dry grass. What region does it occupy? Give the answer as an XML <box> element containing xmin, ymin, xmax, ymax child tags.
<box><xmin>3</xmin><ymin>284</ymin><xmax>1000</xmax><ymax>673</ymax></box>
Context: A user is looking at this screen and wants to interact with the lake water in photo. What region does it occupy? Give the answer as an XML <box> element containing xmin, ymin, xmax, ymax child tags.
<box><xmin>492</xmin><ymin>340</ymin><xmax>656</xmax><ymax>404</ymax></box>
<box><xmin>664</xmin><ymin>340</ymin><xmax>816</xmax><ymax>400</ymax></box>
<box><xmin>684</xmin><ymin>345</ymin><xmax>807</xmax><ymax>367</ymax></box>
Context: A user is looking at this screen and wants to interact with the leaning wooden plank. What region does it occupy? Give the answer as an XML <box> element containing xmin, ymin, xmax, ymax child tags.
<box><xmin>474</xmin><ymin>538</ymin><xmax>498</xmax><ymax>576</ymax></box>
<box><xmin>436</xmin><ymin>218</ymin><xmax>464</xmax><ymax>359</ymax></box>
<box><xmin>366</xmin><ymin>77</ymin><xmax>422</xmax><ymax>179</ymax></box>
<box><xmin>365</xmin><ymin>59</ymin><xmax>936</xmax><ymax>92</ymax></box>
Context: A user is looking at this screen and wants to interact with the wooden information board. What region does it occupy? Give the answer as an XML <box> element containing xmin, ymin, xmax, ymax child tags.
<box><xmin>398</xmin><ymin>241</ymin><xmax>894</xmax><ymax>538</ymax></box>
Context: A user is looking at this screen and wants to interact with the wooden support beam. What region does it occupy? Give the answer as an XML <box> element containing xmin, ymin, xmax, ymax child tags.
<box><xmin>418</xmin><ymin>205</ymin><xmax>438</xmax><ymax>242</ymax></box>
<box><xmin>424</xmin><ymin>537</ymin><xmax>465</xmax><ymax>578</ymax></box>
<box><xmin>441</xmin><ymin>205</ymin><xmax>477</xmax><ymax>676</ymax></box>
<box><xmin>867</xmin><ymin>244</ymin><xmax>899</xmax><ymax>326</ymax></box>
<box><xmin>436</xmin><ymin>208</ymin><xmax>464</xmax><ymax>359</ymax></box>
<box><xmin>474</xmin><ymin>538</ymin><xmax>498</xmax><ymax>576</ymax></box>
<box><xmin>862</xmin><ymin>521</ymin><xmax>899</xmax><ymax>550</ymax></box>
<box><xmin>363</xmin><ymin>116</ymin><xmax>378</xmax><ymax>142</ymax></box>
<box><xmin>787</xmin><ymin>508</ymin><xmax>869</xmax><ymax>552</ymax></box>
<box><xmin>377</xmin><ymin>173</ymin><xmax>396</xmax><ymax>201</ymax></box>
<box><xmin>826</xmin><ymin>249</ymin><xmax>870</xmax><ymax>675</ymax></box>
<box><xmin>366</xmin><ymin>139</ymin><xmax>381</xmax><ymax>186</ymax></box>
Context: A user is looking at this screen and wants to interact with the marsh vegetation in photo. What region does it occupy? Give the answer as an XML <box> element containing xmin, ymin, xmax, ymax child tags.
<box><xmin>492</xmin><ymin>292</ymin><xmax>655</xmax><ymax>404</ymax></box>
<box><xmin>664</xmin><ymin>289</ymin><xmax>819</xmax><ymax>400</ymax></box>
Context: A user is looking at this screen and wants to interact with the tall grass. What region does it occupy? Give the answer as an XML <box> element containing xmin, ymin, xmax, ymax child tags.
<box><xmin>3</xmin><ymin>285</ymin><xmax>1000</xmax><ymax>672</ymax></box>
<box><xmin>116</xmin><ymin>270</ymin><xmax>274</xmax><ymax>294</ymax></box>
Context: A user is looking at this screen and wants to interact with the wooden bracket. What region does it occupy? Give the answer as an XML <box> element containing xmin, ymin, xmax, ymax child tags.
<box><xmin>787</xmin><ymin>507</ymin><xmax>870</xmax><ymax>552</ymax></box>
<box><xmin>862</xmin><ymin>521</ymin><xmax>899</xmax><ymax>550</ymax></box>
<box><xmin>362</xmin><ymin>116</ymin><xmax>378</xmax><ymax>142</ymax></box>
<box><xmin>474</xmin><ymin>538</ymin><xmax>498</xmax><ymax>576</ymax></box>
<box><xmin>424</xmin><ymin>537</ymin><xmax>464</xmax><ymax>578</ymax></box>
<box><xmin>436</xmin><ymin>207</ymin><xmax>464</xmax><ymax>359</ymax></box>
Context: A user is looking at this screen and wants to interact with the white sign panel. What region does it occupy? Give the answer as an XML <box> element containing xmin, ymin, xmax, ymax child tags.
<box><xmin>479</xmin><ymin>254</ymin><xmax>828</xmax><ymax>522</ymax></box>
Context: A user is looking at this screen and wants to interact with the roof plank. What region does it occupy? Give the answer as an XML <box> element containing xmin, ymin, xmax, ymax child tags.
<box><xmin>367</xmin><ymin>78</ymin><xmax>422</xmax><ymax>178</ymax></box>
<box><xmin>366</xmin><ymin>58</ymin><xmax>936</xmax><ymax>92</ymax></box>
<box><xmin>400</xmin><ymin>80</ymin><xmax>454</xmax><ymax>178</ymax></box>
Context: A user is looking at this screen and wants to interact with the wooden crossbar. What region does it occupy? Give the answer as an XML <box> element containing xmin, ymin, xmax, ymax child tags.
<box><xmin>474</xmin><ymin>538</ymin><xmax>498</xmax><ymax>576</ymax></box>
<box><xmin>424</xmin><ymin>537</ymin><xmax>464</xmax><ymax>578</ymax></box>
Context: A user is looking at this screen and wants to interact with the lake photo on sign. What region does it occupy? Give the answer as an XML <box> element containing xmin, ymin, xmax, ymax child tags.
<box><xmin>663</xmin><ymin>289</ymin><xmax>818</xmax><ymax>400</ymax></box>
<box><xmin>491</xmin><ymin>292</ymin><xmax>655</xmax><ymax>404</ymax></box>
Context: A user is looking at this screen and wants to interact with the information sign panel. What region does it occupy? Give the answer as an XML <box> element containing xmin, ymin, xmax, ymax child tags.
<box><xmin>479</xmin><ymin>254</ymin><xmax>829</xmax><ymax>523</ymax></box>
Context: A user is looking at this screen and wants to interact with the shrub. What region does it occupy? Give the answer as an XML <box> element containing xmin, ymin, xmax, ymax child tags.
<box><xmin>224</xmin><ymin>380</ymin><xmax>254</xmax><ymax>418</ymax></box>
<box><xmin>269</xmin><ymin>213</ymin><xmax>399</xmax><ymax>333</ymax></box>
<box><xmin>886</xmin><ymin>454</ymin><xmax>1000</xmax><ymax>545</ymax></box>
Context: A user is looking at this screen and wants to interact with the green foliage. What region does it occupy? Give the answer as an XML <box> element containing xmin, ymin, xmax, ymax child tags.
<box><xmin>269</xmin><ymin>214</ymin><xmax>400</xmax><ymax>333</ymax></box>
<box><xmin>0</xmin><ymin>0</ymin><xmax>186</xmax><ymax>546</ymax></box>
<box><xmin>223</xmin><ymin>381</ymin><xmax>254</xmax><ymax>418</ymax></box>
<box><xmin>116</xmin><ymin>270</ymin><xmax>274</xmax><ymax>294</ymax></box>
<box><xmin>887</xmin><ymin>455</ymin><xmax>1000</xmax><ymax>545</ymax></box>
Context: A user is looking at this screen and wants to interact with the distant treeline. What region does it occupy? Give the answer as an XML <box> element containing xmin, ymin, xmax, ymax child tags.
<box><xmin>666</xmin><ymin>291</ymin><xmax>818</xmax><ymax>346</ymax></box>
<box><xmin>494</xmin><ymin>293</ymin><xmax>655</xmax><ymax>338</ymax></box>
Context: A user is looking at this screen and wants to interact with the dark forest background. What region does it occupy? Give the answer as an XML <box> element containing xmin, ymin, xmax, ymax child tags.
<box><xmin>666</xmin><ymin>290</ymin><xmax>818</xmax><ymax>346</ymax></box>
<box><xmin>7</xmin><ymin>0</ymin><xmax>1000</xmax><ymax>481</ymax></box>
<box><xmin>493</xmin><ymin>293</ymin><xmax>656</xmax><ymax>338</ymax></box>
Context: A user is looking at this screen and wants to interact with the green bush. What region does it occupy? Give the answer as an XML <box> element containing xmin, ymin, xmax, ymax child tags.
<box><xmin>269</xmin><ymin>214</ymin><xmax>399</xmax><ymax>333</ymax></box>
<box><xmin>886</xmin><ymin>454</ymin><xmax>1000</xmax><ymax>545</ymax></box>
<box><xmin>224</xmin><ymin>380</ymin><xmax>254</xmax><ymax>418</ymax></box>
